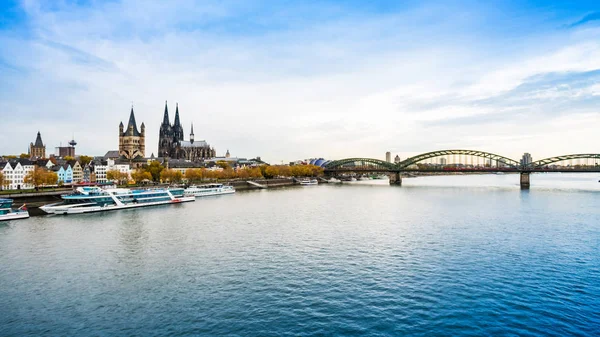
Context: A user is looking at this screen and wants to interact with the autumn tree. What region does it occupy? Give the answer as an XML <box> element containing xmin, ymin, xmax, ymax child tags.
<box><xmin>78</xmin><ymin>155</ymin><xmax>93</xmax><ymax>166</ymax></box>
<box><xmin>24</xmin><ymin>167</ymin><xmax>58</xmax><ymax>188</ymax></box>
<box><xmin>19</xmin><ymin>153</ymin><xmax>29</xmax><ymax>159</ymax></box>
<box><xmin>185</xmin><ymin>168</ymin><xmax>205</xmax><ymax>184</ymax></box>
<box><xmin>144</xmin><ymin>161</ymin><xmax>164</xmax><ymax>182</ymax></box>
<box><xmin>64</xmin><ymin>156</ymin><xmax>75</xmax><ymax>161</ymax></box>
<box><xmin>160</xmin><ymin>169</ymin><xmax>183</xmax><ymax>184</ymax></box>
<box><xmin>131</xmin><ymin>170</ymin><xmax>152</xmax><ymax>183</ymax></box>
<box><xmin>107</xmin><ymin>170</ymin><xmax>129</xmax><ymax>185</ymax></box>
<box><xmin>0</xmin><ymin>172</ymin><xmax>6</xmax><ymax>190</ymax></box>
<box><xmin>216</xmin><ymin>160</ymin><xmax>230</xmax><ymax>170</ymax></box>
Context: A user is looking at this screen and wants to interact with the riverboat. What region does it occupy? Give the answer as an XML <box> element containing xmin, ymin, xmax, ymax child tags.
<box><xmin>299</xmin><ymin>179</ymin><xmax>318</xmax><ymax>186</ymax></box>
<box><xmin>328</xmin><ymin>178</ymin><xmax>342</xmax><ymax>183</ymax></box>
<box><xmin>0</xmin><ymin>199</ymin><xmax>29</xmax><ymax>221</ymax></box>
<box><xmin>184</xmin><ymin>184</ymin><xmax>235</xmax><ymax>197</ymax></box>
<box><xmin>39</xmin><ymin>186</ymin><xmax>194</xmax><ymax>215</ymax></box>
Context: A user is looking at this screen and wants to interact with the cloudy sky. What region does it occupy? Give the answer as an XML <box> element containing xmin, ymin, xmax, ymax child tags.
<box><xmin>1</xmin><ymin>0</ymin><xmax>600</xmax><ymax>163</ymax></box>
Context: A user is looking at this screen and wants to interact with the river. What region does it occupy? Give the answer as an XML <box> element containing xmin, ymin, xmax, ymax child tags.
<box><xmin>1</xmin><ymin>173</ymin><xmax>599</xmax><ymax>336</ymax></box>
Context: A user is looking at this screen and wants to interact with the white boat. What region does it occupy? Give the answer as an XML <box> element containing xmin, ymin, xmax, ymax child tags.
<box><xmin>0</xmin><ymin>198</ymin><xmax>29</xmax><ymax>221</ymax></box>
<box><xmin>299</xmin><ymin>179</ymin><xmax>318</xmax><ymax>186</ymax></box>
<box><xmin>40</xmin><ymin>186</ymin><xmax>194</xmax><ymax>215</ymax></box>
<box><xmin>185</xmin><ymin>184</ymin><xmax>235</xmax><ymax>197</ymax></box>
<box><xmin>328</xmin><ymin>178</ymin><xmax>342</xmax><ymax>183</ymax></box>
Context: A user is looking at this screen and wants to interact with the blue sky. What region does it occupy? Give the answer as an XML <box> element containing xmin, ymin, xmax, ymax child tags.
<box><xmin>1</xmin><ymin>0</ymin><xmax>600</xmax><ymax>162</ymax></box>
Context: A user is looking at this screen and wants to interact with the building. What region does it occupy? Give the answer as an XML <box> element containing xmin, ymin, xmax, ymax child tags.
<box><xmin>70</xmin><ymin>160</ymin><xmax>83</xmax><ymax>183</ymax></box>
<box><xmin>56</xmin><ymin>139</ymin><xmax>77</xmax><ymax>158</ymax></box>
<box><xmin>158</xmin><ymin>102</ymin><xmax>216</xmax><ymax>161</ymax></box>
<box><xmin>521</xmin><ymin>153</ymin><xmax>533</xmax><ymax>167</ymax></box>
<box><xmin>394</xmin><ymin>155</ymin><xmax>401</xmax><ymax>164</ymax></box>
<box><xmin>54</xmin><ymin>164</ymin><xmax>74</xmax><ymax>184</ymax></box>
<box><xmin>29</xmin><ymin>131</ymin><xmax>46</xmax><ymax>159</ymax></box>
<box><xmin>440</xmin><ymin>158</ymin><xmax>447</xmax><ymax>165</ymax></box>
<box><xmin>119</xmin><ymin>107</ymin><xmax>145</xmax><ymax>159</ymax></box>
<box><xmin>0</xmin><ymin>159</ymin><xmax>35</xmax><ymax>190</ymax></box>
<box><xmin>385</xmin><ymin>152</ymin><xmax>391</xmax><ymax>163</ymax></box>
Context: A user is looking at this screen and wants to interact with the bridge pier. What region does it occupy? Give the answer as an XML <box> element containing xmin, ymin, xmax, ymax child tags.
<box><xmin>520</xmin><ymin>172</ymin><xmax>530</xmax><ymax>189</ymax></box>
<box><xmin>390</xmin><ymin>172</ymin><xmax>402</xmax><ymax>185</ymax></box>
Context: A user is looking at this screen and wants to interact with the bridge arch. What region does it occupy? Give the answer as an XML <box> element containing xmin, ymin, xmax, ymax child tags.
<box><xmin>398</xmin><ymin>149</ymin><xmax>521</xmax><ymax>169</ymax></box>
<box><xmin>324</xmin><ymin>158</ymin><xmax>396</xmax><ymax>171</ymax></box>
<box><xmin>529</xmin><ymin>154</ymin><xmax>600</xmax><ymax>168</ymax></box>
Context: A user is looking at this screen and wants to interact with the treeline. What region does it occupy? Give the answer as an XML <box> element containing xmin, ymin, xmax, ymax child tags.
<box><xmin>128</xmin><ymin>163</ymin><xmax>324</xmax><ymax>184</ymax></box>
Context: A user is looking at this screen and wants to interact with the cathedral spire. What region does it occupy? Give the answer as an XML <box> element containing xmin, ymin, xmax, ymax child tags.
<box><xmin>162</xmin><ymin>101</ymin><xmax>170</xmax><ymax>125</ymax></box>
<box><xmin>190</xmin><ymin>123</ymin><xmax>194</xmax><ymax>144</ymax></box>
<box><xmin>174</xmin><ymin>103</ymin><xmax>181</xmax><ymax>127</ymax></box>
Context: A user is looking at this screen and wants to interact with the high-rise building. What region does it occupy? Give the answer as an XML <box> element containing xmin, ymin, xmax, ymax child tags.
<box><xmin>29</xmin><ymin>131</ymin><xmax>46</xmax><ymax>159</ymax></box>
<box><xmin>521</xmin><ymin>153</ymin><xmax>533</xmax><ymax>167</ymax></box>
<box><xmin>119</xmin><ymin>106</ymin><xmax>145</xmax><ymax>159</ymax></box>
<box><xmin>385</xmin><ymin>151</ymin><xmax>391</xmax><ymax>163</ymax></box>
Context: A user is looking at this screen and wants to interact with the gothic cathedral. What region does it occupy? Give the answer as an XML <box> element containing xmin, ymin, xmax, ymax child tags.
<box><xmin>158</xmin><ymin>102</ymin><xmax>215</xmax><ymax>161</ymax></box>
<box><xmin>119</xmin><ymin>107</ymin><xmax>145</xmax><ymax>159</ymax></box>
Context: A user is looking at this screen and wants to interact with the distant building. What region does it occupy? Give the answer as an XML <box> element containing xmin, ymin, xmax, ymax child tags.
<box><xmin>29</xmin><ymin>131</ymin><xmax>46</xmax><ymax>159</ymax></box>
<box><xmin>521</xmin><ymin>153</ymin><xmax>533</xmax><ymax>167</ymax></box>
<box><xmin>119</xmin><ymin>106</ymin><xmax>145</xmax><ymax>159</ymax></box>
<box><xmin>440</xmin><ymin>158</ymin><xmax>447</xmax><ymax>165</ymax></box>
<box><xmin>158</xmin><ymin>102</ymin><xmax>215</xmax><ymax>161</ymax></box>
<box><xmin>394</xmin><ymin>155</ymin><xmax>401</xmax><ymax>164</ymax></box>
<box><xmin>1</xmin><ymin>159</ymin><xmax>35</xmax><ymax>190</ymax></box>
<box><xmin>385</xmin><ymin>152</ymin><xmax>391</xmax><ymax>163</ymax></box>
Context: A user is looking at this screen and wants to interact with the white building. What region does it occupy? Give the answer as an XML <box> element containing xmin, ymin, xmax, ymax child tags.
<box><xmin>385</xmin><ymin>152</ymin><xmax>391</xmax><ymax>163</ymax></box>
<box><xmin>94</xmin><ymin>159</ymin><xmax>131</xmax><ymax>183</ymax></box>
<box><xmin>0</xmin><ymin>160</ymin><xmax>35</xmax><ymax>190</ymax></box>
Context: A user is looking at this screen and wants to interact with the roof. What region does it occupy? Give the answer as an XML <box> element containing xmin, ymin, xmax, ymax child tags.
<box><xmin>122</xmin><ymin>107</ymin><xmax>141</xmax><ymax>136</ymax></box>
<box><xmin>179</xmin><ymin>140</ymin><xmax>208</xmax><ymax>148</ymax></box>
<box><xmin>104</xmin><ymin>150</ymin><xmax>120</xmax><ymax>159</ymax></box>
<box><xmin>34</xmin><ymin>131</ymin><xmax>44</xmax><ymax>147</ymax></box>
<box><xmin>167</xmin><ymin>159</ymin><xmax>206</xmax><ymax>168</ymax></box>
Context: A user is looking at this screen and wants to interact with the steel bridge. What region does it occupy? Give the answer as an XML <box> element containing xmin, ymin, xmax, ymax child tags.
<box><xmin>323</xmin><ymin>150</ymin><xmax>600</xmax><ymax>188</ymax></box>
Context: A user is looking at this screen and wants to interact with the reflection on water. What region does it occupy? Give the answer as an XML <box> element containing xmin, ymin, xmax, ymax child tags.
<box><xmin>1</xmin><ymin>173</ymin><xmax>599</xmax><ymax>336</ymax></box>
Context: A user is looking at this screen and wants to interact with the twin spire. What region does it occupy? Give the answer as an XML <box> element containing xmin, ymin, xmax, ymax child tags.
<box><xmin>162</xmin><ymin>101</ymin><xmax>193</xmax><ymax>136</ymax></box>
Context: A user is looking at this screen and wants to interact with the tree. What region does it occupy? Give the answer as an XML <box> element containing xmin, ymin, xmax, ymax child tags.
<box><xmin>24</xmin><ymin>166</ymin><xmax>47</xmax><ymax>188</ymax></box>
<box><xmin>78</xmin><ymin>155</ymin><xmax>93</xmax><ymax>166</ymax></box>
<box><xmin>107</xmin><ymin>170</ymin><xmax>129</xmax><ymax>185</ymax></box>
<box><xmin>185</xmin><ymin>168</ymin><xmax>204</xmax><ymax>184</ymax></box>
<box><xmin>216</xmin><ymin>160</ymin><xmax>230</xmax><ymax>170</ymax></box>
<box><xmin>131</xmin><ymin>170</ymin><xmax>152</xmax><ymax>184</ymax></box>
<box><xmin>19</xmin><ymin>153</ymin><xmax>29</xmax><ymax>159</ymax></box>
<box><xmin>160</xmin><ymin>169</ymin><xmax>183</xmax><ymax>183</ymax></box>
<box><xmin>144</xmin><ymin>161</ymin><xmax>164</xmax><ymax>182</ymax></box>
<box><xmin>64</xmin><ymin>156</ymin><xmax>75</xmax><ymax>161</ymax></box>
<box><xmin>0</xmin><ymin>172</ymin><xmax>6</xmax><ymax>190</ymax></box>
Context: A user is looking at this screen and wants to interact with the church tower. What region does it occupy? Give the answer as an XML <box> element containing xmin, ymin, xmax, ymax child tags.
<box><xmin>29</xmin><ymin>131</ymin><xmax>46</xmax><ymax>159</ymax></box>
<box><xmin>190</xmin><ymin>123</ymin><xmax>195</xmax><ymax>144</ymax></box>
<box><xmin>158</xmin><ymin>101</ymin><xmax>173</xmax><ymax>157</ymax></box>
<box><xmin>118</xmin><ymin>106</ymin><xmax>145</xmax><ymax>159</ymax></box>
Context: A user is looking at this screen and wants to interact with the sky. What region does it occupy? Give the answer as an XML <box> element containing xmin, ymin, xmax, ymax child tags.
<box><xmin>1</xmin><ymin>0</ymin><xmax>600</xmax><ymax>163</ymax></box>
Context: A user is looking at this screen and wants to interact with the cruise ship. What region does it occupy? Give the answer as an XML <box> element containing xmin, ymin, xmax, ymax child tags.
<box><xmin>0</xmin><ymin>198</ymin><xmax>29</xmax><ymax>221</ymax></box>
<box><xmin>184</xmin><ymin>184</ymin><xmax>235</xmax><ymax>197</ymax></box>
<box><xmin>40</xmin><ymin>186</ymin><xmax>195</xmax><ymax>215</ymax></box>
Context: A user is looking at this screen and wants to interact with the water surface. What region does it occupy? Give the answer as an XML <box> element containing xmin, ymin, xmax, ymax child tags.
<box><xmin>1</xmin><ymin>173</ymin><xmax>599</xmax><ymax>336</ymax></box>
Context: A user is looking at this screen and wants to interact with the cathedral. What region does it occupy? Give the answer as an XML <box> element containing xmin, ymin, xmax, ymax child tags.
<box><xmin>158</xmin><ymin>102</ymin><xmax>216</xmax><ymax>161</ymax></box>
<box><xmin>119</xmin><ymin>107</ymin><xmax>145</xmax><ymax>159</ymax></box>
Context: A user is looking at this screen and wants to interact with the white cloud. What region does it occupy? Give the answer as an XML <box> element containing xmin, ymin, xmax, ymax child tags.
<box><xmin>1</xmin><ymin>1</ymin><xmax>600</xmax><ymax>162</ymax></box>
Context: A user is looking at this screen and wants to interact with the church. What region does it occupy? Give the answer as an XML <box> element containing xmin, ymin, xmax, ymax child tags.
<box><xmin>118</xmin><ymin>107</ymin><xmax>145</xmax><ymax>159</ymax></box>
<box><xmin>158</xmin><ymin>102</ymin><xmax>216</xmax><ymax>161</ymax></box>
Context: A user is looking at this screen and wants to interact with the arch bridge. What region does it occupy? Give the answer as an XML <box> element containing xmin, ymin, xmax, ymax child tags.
<box><xmin>324</xmin><ymin>150</ymin><xmax>600</xmax><ymax>188</ymax></box>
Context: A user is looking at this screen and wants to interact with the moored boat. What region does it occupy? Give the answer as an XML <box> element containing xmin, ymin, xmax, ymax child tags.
<box><xmin>299</xmin><ymin>179</ymin><xmax>318</xmax><ymax>186</ymax></box>
<box><xmin>328</xmin><ymin>178</ymin><xmax>342</xmax><ymax>183</ymax></box>
<box><xmin>40</xmin><ymin>186</ymin><xmax>194</xmax><ymax>215</ymax></box>
<box><xmin>184</xmin><ymin>184</ymin><xmax>235</xmax><ymax>197</ymax></box>
<box><xmin>0</xmin><ymin>199</ymin><xmax>29</xmax><ymax>221</ymax></box>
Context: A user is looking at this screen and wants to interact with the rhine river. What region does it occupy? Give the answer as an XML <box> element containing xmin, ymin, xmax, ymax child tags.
<box><xmin>1</xmin><ymin>173</ymin><xmax>599</xmax><ymax>336</ymax></box>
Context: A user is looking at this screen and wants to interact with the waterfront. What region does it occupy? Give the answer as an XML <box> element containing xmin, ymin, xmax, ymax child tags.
<box><xmin>1</xmin><ymin>173</ymin><xmax>599</xmax><ymax>336</ymax></box>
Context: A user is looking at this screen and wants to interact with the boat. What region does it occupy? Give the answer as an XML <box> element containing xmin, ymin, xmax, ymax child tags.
<box><xmin>0</xmin><ymin>199</ymin><xmax>29</xmax><ymax>221</ymax></box>
<box><xmin>328</xmin><ymin>178</ymin><xmax>342</xmax><ymax>183</ymax></box>
<box><xmin>299</xmin><ymin>179</ymin><xmax>318</xmax><ymax>186</ymax></box>
<box><xmin>184</xmin><ymin>184</ymin><xmax>235</xmax><ymax>197</ymax></box>
<box><xmin>39</xmin><ymin>186</ymin><xmax>194</xmax><ymax>215</ymax></box>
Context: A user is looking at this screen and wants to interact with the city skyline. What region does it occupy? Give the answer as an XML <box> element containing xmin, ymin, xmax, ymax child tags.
<box><xmin>1</xmin><ymin>1</ymin><xmax>600</xmax><ymax>162</ymax></box>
